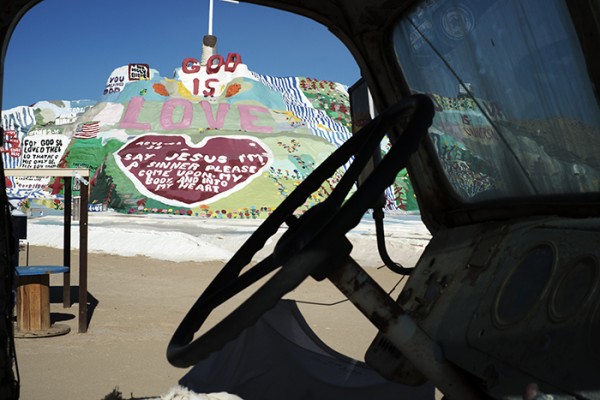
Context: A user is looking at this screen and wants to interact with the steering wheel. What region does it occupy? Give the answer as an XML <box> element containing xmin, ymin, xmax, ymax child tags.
<box><xmin>167</xmin><ymin>94</ymin><xmax>434</xmax><ymax>368</ymax></box>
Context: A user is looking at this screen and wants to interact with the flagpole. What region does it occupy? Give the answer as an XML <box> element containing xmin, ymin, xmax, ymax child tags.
<box><xmin>203</xmin><ymin>0</ymin><xmax>238</xmax><ymax>65</ymax></box>
<box><xmin>208</xmin><ymin>0</ymin><xmax>239</xmax><ymax>36</ymax></box>
<box><xmin>208</xmin><ymin>0</ymin><xmax>214</xmax><ymax>35</ymax></box>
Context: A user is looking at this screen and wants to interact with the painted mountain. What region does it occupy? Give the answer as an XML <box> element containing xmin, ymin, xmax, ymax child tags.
<box><xmin>2</xmin><ymin>54</ymin><xmax>418</xmax><ymax>218</ymax></box>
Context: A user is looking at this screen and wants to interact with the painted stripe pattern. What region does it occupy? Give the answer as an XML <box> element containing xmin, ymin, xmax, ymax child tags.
<box><xmin>251</xmin><ymin>72</ymin><xmax>400</xmax><ymax>210</ymax></box>
<box><xmin>250</xmin><ymin>72</ymin><xmax>352</xmax><ymax>147</ymax></box>
<box><xmin>1</xmin><ymin>106</ymin><xmax>34</xmax><ymax>170</ymax></box>
<box><xmin>73</xmin><ymin>121</ymin><xmax>100</xmax><ymax>139</ymax></box>
<box><xmin>6</xmin><ymin>188</ymin><xmax>56</xmax><ymax>200</ymax></box>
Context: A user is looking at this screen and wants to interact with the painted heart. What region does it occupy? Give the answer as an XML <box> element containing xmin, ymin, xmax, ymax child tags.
<box><xmin>115</xmin><ymin>134</ymin><xmax>271</xmax><ymax>207</ymax></box>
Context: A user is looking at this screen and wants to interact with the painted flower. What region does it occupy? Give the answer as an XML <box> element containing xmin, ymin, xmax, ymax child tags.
<box><xmin>153</xmin><ymin>83</ymin><xmax>169</xmax><ymax>96</ymax></box>
<box><xmin>225</xmin><ymin>83</ymin><xmax>242</xmax><ymax>97</ymax></box>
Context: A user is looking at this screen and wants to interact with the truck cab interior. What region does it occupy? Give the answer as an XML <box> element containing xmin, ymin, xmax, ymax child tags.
<box><xmin>2</xmin><ymin>0</ymin><xmax>600</xmax><ymax>399</ymax></box>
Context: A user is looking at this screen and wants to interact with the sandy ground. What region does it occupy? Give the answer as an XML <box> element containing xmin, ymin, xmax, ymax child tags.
<box><xmin>14</xmin><ymin>245</ymin><xmax>418</xmax><ymax>400</ymax></box>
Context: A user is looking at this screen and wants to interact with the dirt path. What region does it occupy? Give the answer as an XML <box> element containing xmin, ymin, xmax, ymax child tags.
<box><xmin>14</xmin><ymin>246</ymin><xmax>410</xmax><ymax>399</ymax></box>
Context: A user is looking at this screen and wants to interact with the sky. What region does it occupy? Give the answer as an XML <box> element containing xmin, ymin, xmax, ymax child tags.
<box><xmin>2</xmin><ymin>0</ymin><xmax>361</xmax><ymax>110</ymax></box>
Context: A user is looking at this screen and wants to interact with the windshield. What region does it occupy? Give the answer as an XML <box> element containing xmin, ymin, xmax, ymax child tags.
<box><xmin>394</xmin><ymin>0</ymin><xmax>600</xmax><ymax>202</ymax></box>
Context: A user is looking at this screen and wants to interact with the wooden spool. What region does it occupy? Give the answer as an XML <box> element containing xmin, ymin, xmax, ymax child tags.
<box><xmin>17</xmin><ymin>274</ymin><xmax>51</xmax><ymax>332</ymax></box>
<box><xmin>15</xmin><ymin>266</ymin><xmax>71</xmax><ymax>338</ymax></box>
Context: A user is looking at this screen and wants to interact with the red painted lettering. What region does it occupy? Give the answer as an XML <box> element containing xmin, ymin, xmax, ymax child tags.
<box><xmin>224</xmin><ymin>53</ymin><xmax>242</xmax><ymax>72</ymax></box>
<box><xmin>206</xmin><ymin>55</ymin><xmax>224</xmax><ymax>74</ymax></box>
<box><xmin>182</xmin><ymin>58</ymin><xmax>201</xmax><ymax>74</ymax></box>
<box><xmin>203</xmin><ymin>78</ymin><xmax>219</xmax><ymax>97</ymax></box>
<box><xmin>193</xmin><ymin>78</ymin><xmax>200</xmax><ymax>96</ymax></box>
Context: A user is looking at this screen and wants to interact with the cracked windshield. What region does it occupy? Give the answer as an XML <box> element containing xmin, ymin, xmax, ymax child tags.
<box><xmin>394</xmin><ymin>0</ymin><xmax>600</xmax><ymax>202</ymax></box>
